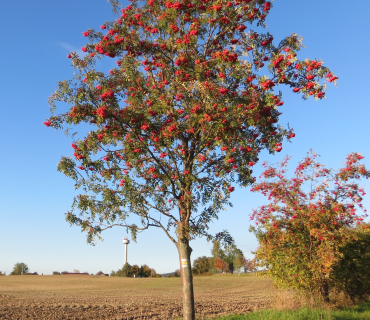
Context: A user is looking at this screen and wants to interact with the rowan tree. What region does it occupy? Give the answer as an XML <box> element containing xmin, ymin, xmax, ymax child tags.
<box><xmin>45</xmin><ymin>0</ymin><xmax>336</xmax><ymax>318</ymax></box>
<box><xmin>250</xmin><ymin>151</ymin><xmax>369</xmax><ymax>302</ymax></box>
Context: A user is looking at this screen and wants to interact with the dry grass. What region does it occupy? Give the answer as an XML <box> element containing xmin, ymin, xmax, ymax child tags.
<box><xmin>0</xmin><ymin>274</ymin><xmax>275</xmax><ymax>319</ymax></box>
<box><xmin>272</xmin><ymin>289</ymin><xmax>322</xmax><ymax>311</ymax></box>
<box><xmin>271</xmin><ymin>288</ymin><xmax>362</xmax><ymax>311</ymax></box>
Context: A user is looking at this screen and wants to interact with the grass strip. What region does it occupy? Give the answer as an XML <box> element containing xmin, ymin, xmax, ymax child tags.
<box><xmin>212</xmin><ymin>300</ymin><xmax>370</xmax><ymax>320</ymax></box>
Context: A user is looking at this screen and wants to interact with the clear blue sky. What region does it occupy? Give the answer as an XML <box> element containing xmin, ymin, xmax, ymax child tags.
<box><xmin>1</xmin><ymin>0</ymin><xmax>369</xmax><ymax>275</ymax></box>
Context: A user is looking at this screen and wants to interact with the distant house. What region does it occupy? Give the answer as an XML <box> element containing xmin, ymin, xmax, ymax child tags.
<box><xmin>95</xmin><ymin>271</ymin><xmax>109</xmax><ymax>276</ymax></box>
<box><xmin>61</xmin><ymin>272</ymin><xmax>89</xmax><ymax>275</ymax></box>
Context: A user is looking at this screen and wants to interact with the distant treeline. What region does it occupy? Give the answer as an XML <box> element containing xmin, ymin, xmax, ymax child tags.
<box><xmin>110</xmin><ymin>263</ymin><xmax>160</xmax><ymax>277</ymax></box>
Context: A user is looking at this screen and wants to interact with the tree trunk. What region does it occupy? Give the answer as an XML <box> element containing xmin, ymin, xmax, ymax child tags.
<box><xmin>178</xmin><ymin>238</ymin><xmax>195</xmax><ymax>320</ymax></box>
<box><xmin>321</xmin><ymin>279</ymin><xmax>330</xmax><ymax>303</ymax></box>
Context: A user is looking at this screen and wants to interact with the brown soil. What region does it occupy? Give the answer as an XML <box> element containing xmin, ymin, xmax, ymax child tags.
<box><xmin>0</xmin><ymin>274</ymin><xmax>275</xmax><ymax>319</ymax></box>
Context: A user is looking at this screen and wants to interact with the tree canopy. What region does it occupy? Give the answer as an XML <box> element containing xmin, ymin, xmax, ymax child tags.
<box><xmin>46</xmin><ymin>0</ymin><xmax>336</xmax><ymax>245</ymax></box>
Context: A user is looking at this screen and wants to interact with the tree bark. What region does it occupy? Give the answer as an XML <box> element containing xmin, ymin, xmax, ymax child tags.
<box><xmin>178</xmin><ymin>238</ymin><xmax>195</xmax><ymax>320</ymax></box>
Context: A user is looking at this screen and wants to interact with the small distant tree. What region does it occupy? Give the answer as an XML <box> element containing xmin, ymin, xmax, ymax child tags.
<box><xmin>121</xmin><ymin>263</ymin><xmax>132</xmax><ymax>277</ymax></box>
<box><xmin>211</xmin><ymin>240</ymin><xmax>222</xmax><ymax>258</ymax></box>
<box><xmin>192</xmin><ymin>256</ymin><xmax>211</xmax><ymax>275</ymax></box>
<box><xmin>10</xmin><ymin>262</ymin><xmax>29</xmax><ymax>275</ymax></box>
<box><xmin>233</xmin><ymin>252</ymin><xmax>247</xmax><ymax>274</ymax></box>
<box><xmin>0</xmin><ymin>271</ymin><xmax>5</xmax><ymax>276</ymax></box>
<box><xmin>210</xmin><ymin>239</ymin><xmax>244</xmax><ymax>273</ymax></box>
<box><xmin>174</xmin><ymin>269</ymin><xmax>182</xmax><ymax>277</ymax></box>
<box><xmin>113</xmin><ymin>263</ymin><xmax>132</xmax><ymax>277</ymax></box>
<box><xmin>139</xmin><ymin>264</ymin><xmax>152</xmax><ymax>277</ymax></box>
<box><xmin>222</xmin><ymin>244</ymin><xmax>244</xmax><ymax>273</ymax></box>
<box><xmin>214</xmin><ymin>258</ymin><xmax>229</xmax><ymax>273</ymax></box>
<box><xmin>209</xmin><ymin>240</ymin><xmax>223</xmax><ymax>274</ymax></box>
<box><xmin>244</xmin><ymin>259</ymin><xmax>256</xmax><ymax>274</ymax></box>
<box><xmin>52</xmin><ymin>271</ymin><xmax>61</xmax><ymax>275</ymax></box>
<box><xmin>150</xmin><ymin>268</ymin><xmax>157</xmax><ymax>277</ymax></box>
<box><xmin>131</xmin><ymin>264</ymin><xmax>140</xmax><ymax>276</ymax></box>
<box><xmin>73</xmin><ymin>269</ymin><xmax>80</xmax><ymax>273</ymax></box>
<box><xmin>250</xmin><ymin>152</ymin><xmax>369</xmax><ymax>302</ymax></box>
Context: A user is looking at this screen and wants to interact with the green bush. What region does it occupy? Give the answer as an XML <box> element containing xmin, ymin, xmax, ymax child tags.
<box><xmin>116</xmin><ymin>263</ymin><xmax>132</xmax><ymax>277</ymax></box>
<box><xmin>192</xmin><ymin>256</ymin><xmax>211</xmax><ymax>275</ymax></box>
<box><xmin>331</xmin><ymin>224</ymin><xmax>370</xmax><ymax>302</ymax></box>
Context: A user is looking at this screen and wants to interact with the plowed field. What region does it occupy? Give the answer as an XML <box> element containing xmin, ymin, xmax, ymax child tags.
<box><xmin>0</xmin><ymin>274</ymin><xmax>275</xmax><ymax>319</ymax></box>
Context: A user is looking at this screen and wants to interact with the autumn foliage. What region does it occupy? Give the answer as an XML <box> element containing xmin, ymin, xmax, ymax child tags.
<box><xmin>45</xmin><ymin>0</ymin><xmax>337</xmax><ymax>318</ymax></box>
<box><xmin>45</xmin><ymin>0</ymin><xmax>337</xmax><ymax>245</ymax></box>
<box><xmin>214</xmin><ymin>258</ymin><xmax>229</xmax><ymax>273</ymax></box>
<box><xmin>250</xmin><ymin>151</ymin><xmax>369</xmax><ymax>302</ymax></box>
